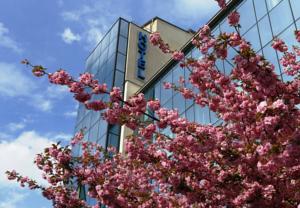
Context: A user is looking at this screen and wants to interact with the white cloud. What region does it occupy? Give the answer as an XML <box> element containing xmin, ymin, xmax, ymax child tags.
<box><xmin>0</xmin><ymin>62</ymin><xmax>35</xmax><ymax>97</ymax></box>
<box><xmin>0</xmin><ymin>131</ymin><xmax>54</xmax><ymax>187</ymax></box>
<box><xmin>31</xmin><ymin>95</ymin><xmax>53</xmax><ymax>112</ymax></box>
<box><xmin>61</xmin><ymin>3</ymin><xmax>130</xmax><ymax>48</ymax></box>
<box><xmin>0</xmin><ymin>22</ymin><xmax>22</xmax><ymax>53</ymax></box>
<box><xmin>7</xmin><ymin>122</ymin><xmax>26</xmax><ymax>132</ymax></box>
<box><xmin>0</xmin><ymin>190</ymin><xmax>28</xmax><ymax>208</ymax></box>
<box><xmin>46</xmin><ymin>85</ymin><xmax>69</xmax><ymax>98</ymax></box>
<box><xmin>51</xmin><ymin>133</ymin><xmax>72</xmax><ymax>141</ymax></box>
<box><xmin>64</xmin><ymin>111</ymin><xmax>77</xmax><ymax>118</ymax></box>
<box><xmin>61</xmin><ymin>28</ymin><xmax>81</xmax><ymax>44</ymax></box>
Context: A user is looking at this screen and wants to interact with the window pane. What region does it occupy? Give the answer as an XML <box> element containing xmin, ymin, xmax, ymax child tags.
<box><xmin>88</xmin><ymin>124</ymin><xmax>99</xmax><ymax>143</ymax></box>
<box><xmin>185</xmin><ymin>105</ymin><xmax>194</xmax><ymax>122</ymax></box>
<box><xmin>262</xmin><ymin>44</ymin><xmax>282</xmax><ymax>79</ymax></box>
<box><xmin>258</xmin><ymin>15</ymin><xmax>273</xmax><ymax>47</ymax></box>
<box><xmin>160</xmin><ymin>72</ymin><xmax>172</xmax><ymax>105</ymax></box>
<box><xmin>195</xmin><ymin>105</ymin><xmax>210</xmax><ymax>124</ymax></box>
<box><xmin>172</xmin><ymin>64</ymin><xmax>184</xmax><ymax>86</ymax></box>
<box><xmin>238</xmin><ymin>0</ymin><xmax>256</xmax><ymax>34</ymax></box>
<box><xmin>107</xmin><ymin>133</ymin><xmax>119</xmax><ymax>149</ymax></box>
<box><xmin>116</xmin><ymin>53</ymin><xmax>126</xmax><ymax>72</ymax></box>
<box><xmin>108</xmin><ymin>38</ymin><xmax>117</xmax><ymax>58</ymax></box>
<box><xmin>266</xmin><ymin>0</ymin><xmax>282</xmax><ymax>10</ymax></box>
<box><xmin>98</xmin><ymin>120</ymin><xmax>108</xmax><ymax>138</ymax></box>
<box><xmin>109</xmin><ymin>124</ymin><xmax>120</xmax><ymax>135</ymax></box>
<box><xmin>120</xmin><ymin>20</ymin><xmax>129</xmax><ymax>37</ymax></box>
<box><xmin>173</xmin><ymin>93</ymin><xmax>185</xmax><ymax>115</ymax></box>
<box><xmin>269</xmin><ymin>0</ymin><xmax>293</xmax><ymax>35</ymax></box>
<box><xmin>243</xmin><ymin>25</ymin><xmax>261</xmax><ymax>51</ymax></box>
<box><xmin>118</xmin><ymin>36</ymin><xmax>128</xmax><ymax>54</ymax></box>
<box><xmin>224</xmin><ymin>60</ymin><xmax>233</xmax><ymax>76</ymax></box>
<box><xmin>253</xmin><ymin>0</ymin><xmax>267</xmax><ymax>20</ymax></box>
<box><xmin>114</xmin><ymin>70</ymin><xmax>124</xmax><ymax>89</ymax></box>
<box><xmin>154</xmin><ymin>82</ymin><xmax>161</xmax><ymax>100</ymax></box>
<box><xmin>291</xmin><ymin>0</ymin><xmax>300</xmax><ymax>20</ymax></box>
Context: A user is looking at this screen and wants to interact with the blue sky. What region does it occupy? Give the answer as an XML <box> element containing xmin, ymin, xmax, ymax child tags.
<box><xmin>0</xmin><ymin>0</ymin><xmax>219</xmax><ymax>207</ymax></box>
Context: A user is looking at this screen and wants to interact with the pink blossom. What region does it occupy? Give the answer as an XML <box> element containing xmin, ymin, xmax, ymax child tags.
<box><xmin>79</xmin><ymin>72</ymin><xmax>93</xmax><ymax>85</ymax></box>
<box><xmin>85</xmin><ymin>100</ymin><xmax>106</xmax><ymax>111</ymax></box>
<box><xmin>272</xmin><ymin>38</ymin><xmax>288</xmax><ymax>52</ymax></box>
<box><xmin>256</xmin><ymin>101</ymin><xmax>267</xmax><ymax>113</ymax></box>
<box><xmin>93</xmin><ymin>83</ymin><xmax>107</xmax><ymax>94</ymax></box>
<box><xmin>74</xmin><ymin>92</ymin><xmax>91</xmax><ymax>103</ymax></box>
<box><xmin>148</xmin><ymin>99</ymin><xmax>160</xmax><ymax>111</ymax></box>
<box><xmin>163</xmin><ymin>82</ymin><xmax>172</xmax><ymax>89</ymax></box>
<box><xmin>172</xmin><ymin>51</ymin><xmax>184</xmax><ymax>61</ymax></box>
<box><xmin>215</xmin><ymin>0</ymin><xmax>226</xmax><ymax>8</ymax></box>
<box><xmin>228</xmin><ymin>11</ymin><xmax>240</xmax><ymax>26</ymax></box>
<box><xmin>48</xmin><ymin>70</ymin><xmax>71</xmax><ymax>85</ymax></box>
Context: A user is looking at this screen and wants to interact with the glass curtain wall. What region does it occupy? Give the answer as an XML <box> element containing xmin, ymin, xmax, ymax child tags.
<box><xmin>143</xmin><ymin>0</ymin><xmax>300</xmax><ymax>135</ymax></box>
<box><xmin>72</xmin><ymin>18</ymin><xmax>129</xmax><ymax>156</ymax></box>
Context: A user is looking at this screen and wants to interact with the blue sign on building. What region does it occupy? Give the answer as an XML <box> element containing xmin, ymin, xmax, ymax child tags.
<box><xmin>137</xmin><ymin>32</ymin><xmax>147</xmax><ymax>80</ymax></box>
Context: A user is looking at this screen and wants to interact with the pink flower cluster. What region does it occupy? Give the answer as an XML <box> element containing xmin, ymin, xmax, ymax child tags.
<box><xmin>272</xmin><ymin>38</ymin><xmax>288</xmax><ymax>52</ymax></box>
<box><xmin>228</xmin><ymin>11</ymin><xmax>240</xmax><ymax>26</ymax></box>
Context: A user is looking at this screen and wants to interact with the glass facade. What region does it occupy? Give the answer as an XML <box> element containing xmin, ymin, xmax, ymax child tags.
<box><xmin>143</xmin><ymin>0</ymin><xmax>300</xmax><ymax>130</ymax></box>
<box><xmin>72</xmin><ymin>18</ymin><xmax>129</xmax><ymax>206</ymax></box>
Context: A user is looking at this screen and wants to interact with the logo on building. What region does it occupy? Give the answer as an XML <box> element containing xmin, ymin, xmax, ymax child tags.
<box><xmin>137</xmin><ymin>32</ymin><xmax>147</xmax><ymax>80</ymax></box>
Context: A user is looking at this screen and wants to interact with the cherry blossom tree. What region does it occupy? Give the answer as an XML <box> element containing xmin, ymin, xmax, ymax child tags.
<box><xmin>6</xmin><ymin>1</ymin><xmax>300</xmax><ymax>207</ymax></box>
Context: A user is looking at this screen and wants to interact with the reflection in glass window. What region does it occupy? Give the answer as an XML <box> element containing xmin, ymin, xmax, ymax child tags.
<box><xmin>262</xmin><ymin>44</ymin><xmax>282</xmax><ymax>79</ymax></box>
<box><xmin>97</xmin><ymin>134</ymin><xmax>106</xmax><ymax>148</ymax></box>
<box><xmin>258</xmin><ymin>15</ymin><xmax>273</xmax><ymax>47</ymax></box>
<box><xmin>215</xmin><ymin>59</ymin><xmax>224</xmax><ymax>73</ymax></box>
<box><xmin>118</xmin><ymin>36</ymin><xmax>128</xmax><ymax>54</ymax></box>
<box><xmin>116</xmin><ymin>53</ymin><xmax>126</xmax><ymax>72</ymax></box>
<box><xmin>220</xmin><ymin>19</ymin><xmax>235</xmax><ymax>34</ymax></box>
<box><xmin>192</xmin><ymin>47</ymin><xmax>201</xmax><ymax>59</ymax></box>
<box><xmin>108</xmin><ymin>133</ymin><xmax>119</xmax><ymax>148</ymax></box>
<box><xmin>266</xmin><ymin>0</ymin><xmax>282</xmax><ymax>10</ymax></box>
<box><xmin>108</xmin><ymin>38</ymin><xmax>117</xmax><ymax>59</ymax></box>
<box><xmin>269</xmin><ymin>0</ymin><xmax>293</xmax><ymax>35</ymax></box>
<box><xmin>253</xmin><ymin>0</ymin><xmax>267</xmax><ymax>20</ymax></box>
<box><xmin>154</xmin><ymin>82</ymin><xmax>160</xmax><ymax>100</ymax></box>
<box><xmin>173</xmin><ymin>93</ymin><xmax>185</xmax><ymax>115</ymax></box>
<box><xmin>172</xmin><ymin>64</ymin><xmax>184</xmax><ymax>86</ymax></box>
<box><xmin>98</xmin><ymin>120</ymin><xmax>108</xmax><ymax>138</ymax></box>
<box><xmin>110</xmin><ymin>22</ymin><xmax>119</xmax><ymax>39</ymax></box>
<box><xmin>90</xmin><ymin>111</ymin><xmax>100</xmax><ymax>127</ymax></box>
<box><xmin>238</xmin><ymin>0</ymin><xmax>256</xmax><ymax>34</ymax></box>
<box><xmin>290</xmin><ymin>0</ymin><xmax>300</xmax><ymax>20</ymax></box>
<box><xmin>185</xmin><ymin>105</ymin><xmax>194</xmax><ymax>122</ymax></box>
<box><xmin>195</xmin><ymin>105</ymin><xmax>210</xmax><ymax>124</ymax></box>
<box><xmin>114</xmin><ymin>70</ymin><xmax>124</xmax><ymax>89</ymax></box>
<box><xmin>120</xmin><ymin>20</ymin><xmax>129</xmax><ymax>37</ymax></box>
<box><xmin>224</xmin><ymin>60</ymin><xmax>233</xmax><ymax>76</ymax></box>
<box><xmin>243</xmin><ymin>25</ymin><xmax>261</xmax><ymax>52</ymax></box>
<box><xmin>160</xmin><ymin>72</ymin><xmax>172</xmax><ymax>105</ymax></box>
<box><xmin>88</xmin><ymin>124</ymin><xmax>99</xmax><ymax>143</ymax></box>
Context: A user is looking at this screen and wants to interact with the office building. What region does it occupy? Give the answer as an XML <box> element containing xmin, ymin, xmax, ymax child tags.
<box><xmin>73</xmin><ymin>0</ymin><xmax>299</xmax><ymax>204</ymax></box>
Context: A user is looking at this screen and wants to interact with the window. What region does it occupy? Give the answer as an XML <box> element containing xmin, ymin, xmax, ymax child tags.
<box><xmin>262</xmin><ymin>44</ymin><xmax>282</xmax><ymax>79</ymax></box>
<box><xmin>243</xmin><ymin>25</ymin><xmax>262</xmax><ymax>52</ymax></box>
<box><xmin>238</xmin><ymin>0</ymin><xmax>256</xmax><ymax>34</ymax></box>
<box><xmin>160</xmin><ymin>72</ymin><xmax>172</xmax><ymax>105</ymax></box>
<box><xmin>116</xmin><ymin>53</ymin><xmax>126</xmax><ymax>72</ymax></box>
<box><xmin>114</xmin><ymin>70</ymin><xmax>124</xmax><ymax>89</ymax></box>
<box><xmin>118</xmin><ymin>36</ymin><xmax>128</xmax><ymax>54</ymax></box>
<box><xmin>265</xmin><ymin>0</ymin><xmax>282</xmax><ymax>11</ymax></box>
<box><xmin>173</xmin><ymin>93</ymin><xmax>185</xmax><ymax>115</ymax></box>
<box><xmin>269</xmin><ymin>0</ymin><xmax>293</xmax><ymax>35</ymax></box>
<box><xmin>120</xmin><ymin>20</ymin><xmax>129</xmax><ymax>37</ymax></box>
<box><xmin>195</xmin><ymin>105</ymin><xmax>210</xmax><ymax>124</ymax></box>
<box><xmin>290</xmin><ymin>0</ymin><xmax>300</xmax><ymax>20</ymax></box>
<box><xmin>253</xmin><ymin>0</ymin><xmax>267</xmax><ymax>20</ymax></box>
<box><xmin>88</xmin><ymin>124</ymin><xmax>99</xmax><ymax>143</ymax></box>
<box><xmin>258</xmin><ymin>15</ymin><xmax>273</xmax><ymax>47</ymax></box>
